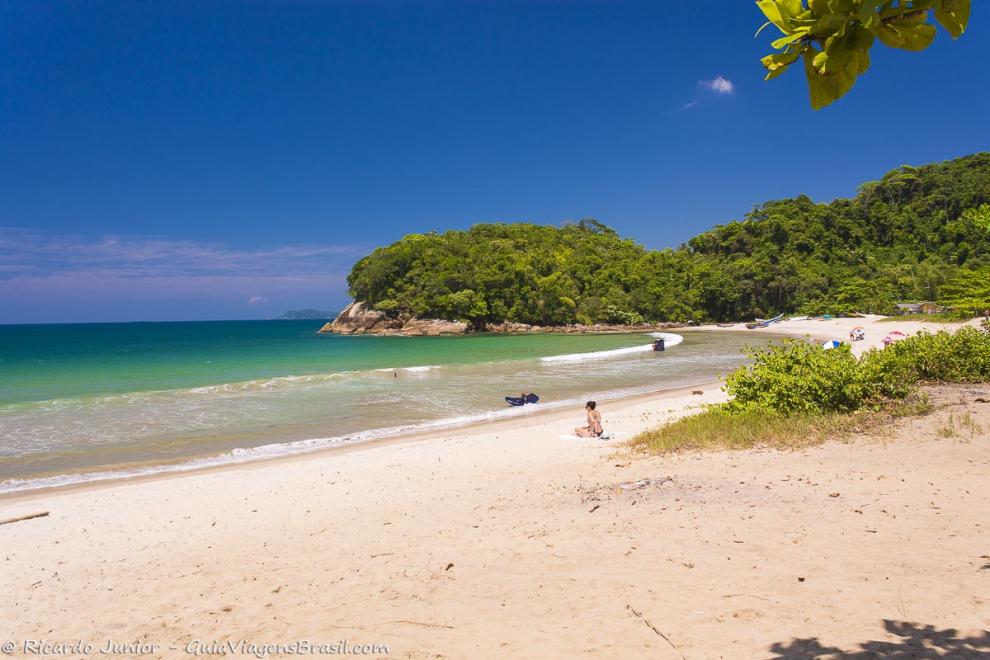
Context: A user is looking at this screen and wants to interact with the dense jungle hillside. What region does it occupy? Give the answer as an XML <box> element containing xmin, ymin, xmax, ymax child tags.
<box><xmin>346</xmin><ymin>153</ymin><xmax>990</xmax><ymax>326</ymax></box>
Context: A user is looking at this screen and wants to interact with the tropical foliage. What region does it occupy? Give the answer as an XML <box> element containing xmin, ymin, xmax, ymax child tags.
<box><xmin>726</xmin><ymin>327</ymin><xmax>990</xmax><ymax>415</ymax></box>
<box><xmin>756</xmin><ymin>0</ymin><xmax>971</xmax><ymax>109</ymax></box>
<box><xmin>634</xmin><ymin>326</ymin><xmax>990</xmax><ymax>454</ymax></box>
<box><xmin>346</xmin><ymin>153</ymin><xmax>990</xmax><ymax>327</ymax></box>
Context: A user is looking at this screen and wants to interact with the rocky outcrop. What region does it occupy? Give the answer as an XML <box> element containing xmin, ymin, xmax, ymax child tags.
<box><xmin>320</xmin><ymin>302</ymin><xmax>470</xmax><ymax>336</ymax></box>
<box><xmin>321</xmin><ymin>301</ymin><xmax>403</xmax><ymax>335</ymax></box>
<box><xmin>485</xmin><ymin>321</ymin><xmax>539</xmax><ymax>333</ymax></box>
<box><xmin>322</xmin><ymin>301</ymin><xmax>684</xmax><ymax>336</ymax></box>
<box><xmin>398</xmin><ymin>318</ymin><xmax>470</xmax><ymax>336</ymax></box>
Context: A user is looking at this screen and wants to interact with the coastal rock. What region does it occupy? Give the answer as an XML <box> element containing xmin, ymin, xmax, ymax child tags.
<box><xmin>485</xmin><ymin>321</ymin><xmax>534</xmax><ymax>333</ymax></box>
<box><xmin>322</xmin><ymin>301</ymin><xmax>470</xmax><ymax>335</ymax></box>
<box><xmin>322</xmin><ymin>301</ymin><xmax>402</xmax><ymax>335</ymax></box>
<box><xmin>325</xmin><ymin>302</ymin><xmax>683</xmax><ymax>336</ymax></box>
<box><xmin>400</xmin><ymin>318</ymin><xmax>470</xmax><ymax>336</ymax></box>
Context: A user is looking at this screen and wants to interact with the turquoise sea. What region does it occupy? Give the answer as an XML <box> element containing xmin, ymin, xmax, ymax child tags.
<box><xmin>0</xmin><ymin>320</ymin><xmax>767</xmax><ymax>493</ymax></box>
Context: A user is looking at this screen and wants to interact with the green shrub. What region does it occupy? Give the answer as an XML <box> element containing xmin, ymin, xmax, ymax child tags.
<box><xmin>633</xmin><ymin>327</ymin><xmax>990</xmax><ymax>456</ymax></box>
<box><xmin>860</xmin><ymin>327</ymin><xmax>990</xmax><ymax>390</ymax></box>
<box><xmin>724</xmin><ymin>329</ymin><xmax>990</xmax><ymax>416</ymax></box>
<box><xmin>725</xmin><ymin>340</ymin><xmax>866</xmax><ymax>414</ymax></box>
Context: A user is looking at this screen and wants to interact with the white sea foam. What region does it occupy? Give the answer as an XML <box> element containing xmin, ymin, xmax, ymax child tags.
<box><xmin>0</xmin><ymin>396</ymin><xmax>561</xmax><ymax>495</ymax></box>
<box><xmin>374</xmin><ymin>365</ymin><xmax>439</xmax><ymax>374</ymax></box>
<box><xmin>540</xmin><ymin>333</ymin><xmax>684</xmax><ymax>363</ymax></box>
<box><xmin>648</xmin><ymin>332</ymin><xmax>685</xmax><ymax>347</ymax></box>
<box><xmin>0</xmin><ymin>374</ymin><xmax>710</xmax><ymax>496</ymax></box>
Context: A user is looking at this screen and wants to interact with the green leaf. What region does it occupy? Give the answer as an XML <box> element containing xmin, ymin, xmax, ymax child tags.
<box><xmin>856</xmin><ymin>47</ymin><xmax>871</xmax><ymax>75</ymax></box>
<box><xmin>804</xmin><ymin>45</ymin><xmax>861</xmax><ymax>110</ymax></box>
<box><xmin>807</xmin><ymin>0</ymin><xmax>828</xmax><ymax>16</ymax></box>
<box><xmin>771</xmin><ymin>29</ymin><xmax>809</xmax><ymax>49</ymax></box>
<box><xmin>817</xmin><ymin>26</ymin><xmax>872</xmax><ymax>75</ymax></box>
<box><xmin>762</xmin><ymin>49</ymin><xmax>803</xmax><ymax>68</ymax></box>
<box><xmin>778</xmin><ymin>0</ymin><xmax>804</xmax><ymax>17</ymax></box>
<box><xmin>804</xmin><ymin>49</ymin><xmax>834</xmax><ymax>110</ymax></box>
<box><xmin>762</xmin><ymin>48</ymin><xmax>803</xmax><ymax>79</ymax></box>
<box><xmin>858</xmin><ymin>0</ymin><xmax>884</xmax><ymax>28</ymax></box>
<box><xmin>847</xmin><ymin>24</ymin><xmax>875</xmax><ymax>51</ymax></box>
<box><xmin>756</xmin><ymin>0</ymin><xmax>790</xmax><ymax>31</ymax></box>
<box><xmin>935</xmin><ymin>0</ymin><xmax>970</xmax><ymax>38</ymax></box>
<box><xmin>820</xmin><ymin>34</ymin><xmax>852</xmax><ymax>73</ymax></box>
<box><xmin>874</xmin><ymin>20</ymin><xmax>936</xmax><ymax>51</ymax></box>
<box><xmin>813</xmin><ymin>48</ymin><xmax>830</xmax><ymax>70</ymax></box>
<box><xmin>765</xmin><ymin>65</ymin><xmax>791</xmax><ymax>81</ymax></box>
<box><xmin>810</xmin><ymin>14</ymin><xmax>848</xmax><ymax>36</ymax></box>
<box><xmin>826</xmin><ymin>0</ymin><xmax>855</xmax><ymax>13</ymax></box>
<box><xmin>872</xmin><ymin>23</ymin><xmax>902</xmax><ymax>48</ymax></box>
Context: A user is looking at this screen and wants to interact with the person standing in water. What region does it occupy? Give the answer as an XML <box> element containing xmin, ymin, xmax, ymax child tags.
<box><xmin>574</xmin><ymin>400</ymin><xmax>603</xmax><ymax>437</ymax></box>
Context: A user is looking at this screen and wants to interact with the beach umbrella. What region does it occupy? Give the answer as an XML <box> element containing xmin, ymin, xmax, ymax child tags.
<box><xmin>822</xmin><ymin>340</ymin><xmax>842</xmax><ymax>350</ymax></box>
<box><xmin>882</xmin><ymin>332</ymin><xmax>906</xmax><ymax>346</ymax></box>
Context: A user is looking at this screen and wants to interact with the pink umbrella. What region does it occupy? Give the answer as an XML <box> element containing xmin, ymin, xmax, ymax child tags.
<box><xmin>882</xmin><ymin>331</ymin><xmax>907</xmax><ymax>347</ymax></box>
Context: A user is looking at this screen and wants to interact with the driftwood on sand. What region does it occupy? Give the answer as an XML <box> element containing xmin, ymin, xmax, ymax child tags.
<box><xmin>0</xmin><ymin>511</ymin><xmax>50</xmax><ymax>526</ymax></box>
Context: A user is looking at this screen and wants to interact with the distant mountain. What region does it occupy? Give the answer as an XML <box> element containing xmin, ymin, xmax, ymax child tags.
<box><xmin>276</xmin><ymin>309</ymin><xmax>336</xmax><ymax>320</ymax></box>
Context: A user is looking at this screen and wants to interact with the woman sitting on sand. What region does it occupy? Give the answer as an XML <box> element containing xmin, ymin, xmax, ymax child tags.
<box><xmin>574</xmin><ymin>401</ymin><xmax>603</xmax><ymax>438</ymax></box>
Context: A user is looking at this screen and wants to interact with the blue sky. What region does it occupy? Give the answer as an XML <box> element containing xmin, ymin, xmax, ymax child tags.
<box><xmin>2</xmin><ymin>1</ymin><xmax>988</xmax><ymax>323</ymax></box>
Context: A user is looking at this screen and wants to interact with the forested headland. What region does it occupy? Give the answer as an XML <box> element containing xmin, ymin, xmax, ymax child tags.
<box><xmin>346</xmin><ymin>153</ymin><xmax>990</xmax><ymax>327</ymax></box>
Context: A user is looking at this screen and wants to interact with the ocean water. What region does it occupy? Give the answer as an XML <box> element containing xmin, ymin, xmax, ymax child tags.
<box><xmin>0</xmin><ymin>320</ymin><xmax>769</xmax><ymax>493</ymax></box>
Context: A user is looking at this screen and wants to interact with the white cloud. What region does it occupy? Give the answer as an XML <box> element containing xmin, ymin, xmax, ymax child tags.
<box><xmin>0</xmin><ymin>226</ymin><xmax>368</xmax><ymax>279</ymax></box>
<box><xmin>0</xmin><ymin>227</ymin><xmax>364</xmax><ymax>321</ymax></box>
<box><xmin>699</xmin><ymin>76</ymin><xmax>735</xmax><ymax>95</ymax></box>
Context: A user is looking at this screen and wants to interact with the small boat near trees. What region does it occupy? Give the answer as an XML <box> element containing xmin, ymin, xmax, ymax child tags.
<box><xmin>745</xmin><ymin>313</ymin><xmax>784</xmax><ymax>329</ymax></box>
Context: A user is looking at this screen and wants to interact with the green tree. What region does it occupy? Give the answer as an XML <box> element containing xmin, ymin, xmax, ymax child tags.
<box><xmin>345</xmin><ymin>153</ymin><xmax>990</xmax><ymax>326</ymax></box>
<box><xmin>963</xmin><ymin>204</ymin><xmax>990</xmax><ymax>233</ymax></box>
<box><xmin>757</xmin><ymin>0</ymin><xmax>971</xmax><ymax>109</ymax></box>
<box><xmin>938</xmin><ymin>269</ymin><xmax>990</xmax><ymax>314</ymax></box>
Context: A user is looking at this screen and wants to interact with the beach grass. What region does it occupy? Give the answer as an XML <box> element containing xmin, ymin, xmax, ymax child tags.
<box><xmin>630</xmin><ymin>394</ymin><xmax>933</xmax><ymax>454</ymax></box>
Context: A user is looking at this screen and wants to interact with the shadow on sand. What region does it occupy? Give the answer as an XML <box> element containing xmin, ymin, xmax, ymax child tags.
<box><xmin>767</xmin><ymin>620</ymin><xmax>990</xmax><ymax>659</ymax></box>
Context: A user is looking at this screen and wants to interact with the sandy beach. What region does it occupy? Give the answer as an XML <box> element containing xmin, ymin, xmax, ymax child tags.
<box><xmin>2</xmin><ymin>317</ymin><xmax>988</xmax><ymax>658</ymax></box>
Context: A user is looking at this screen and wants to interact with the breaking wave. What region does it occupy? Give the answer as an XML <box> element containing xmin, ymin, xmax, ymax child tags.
<box><xmin>540</xmin><ymin>333</ymin><xmax>683</xmax><ymax>363</ymax></box>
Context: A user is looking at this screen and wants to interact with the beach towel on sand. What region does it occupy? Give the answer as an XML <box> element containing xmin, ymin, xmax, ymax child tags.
<box><xmin>560</xmin><ymin>431</ymin><xmax>617</xmax><ymax>441</ymax></box>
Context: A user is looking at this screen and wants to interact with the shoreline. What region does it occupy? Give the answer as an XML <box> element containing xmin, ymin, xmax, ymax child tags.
<box><xmin>2</xmin><ymin>316</ymin><xmax>972</xmax><ymax>501</ymax></box>
<box><xmin>0</xmin><ymin>378</ymin><xmax>726</xmax><ymax>504</ymax></box>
